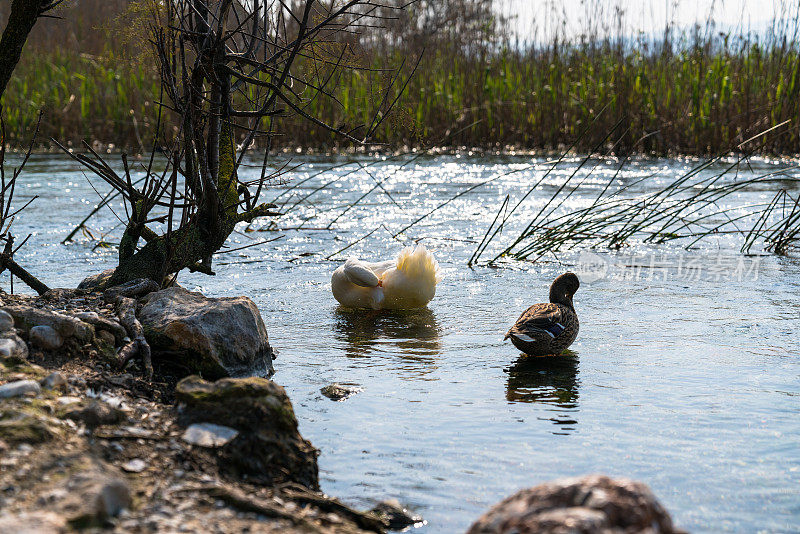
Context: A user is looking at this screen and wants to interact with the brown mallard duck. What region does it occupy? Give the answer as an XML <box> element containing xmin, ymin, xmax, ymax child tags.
<box><xmin>505</xmin><ymin>272</ymin><xmax>580</xmax><ymax>356</ymax></box>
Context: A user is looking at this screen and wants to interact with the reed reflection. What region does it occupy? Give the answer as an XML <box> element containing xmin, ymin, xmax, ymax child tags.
<box><xmin>333</xmin><ymin>307</ymin><xmax>442</xmax><ymax>377</ymax></box>
<box><xmin>505</xmin><ymin>352</ymin><xmax>580</xmax><ymax>434</ymax></box>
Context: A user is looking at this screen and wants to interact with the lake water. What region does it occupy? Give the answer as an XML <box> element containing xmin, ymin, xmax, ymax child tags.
<box><xmin>7</xmin><ymin>153</ymin><xmax>800</xmax><ymax>532</ymax></box>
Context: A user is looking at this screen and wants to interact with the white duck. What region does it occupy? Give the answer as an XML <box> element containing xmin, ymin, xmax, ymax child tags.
<box><xmin>331</xmin><ymin>245</ymin><xmax>441</xmax><ymax>309</ymax></box>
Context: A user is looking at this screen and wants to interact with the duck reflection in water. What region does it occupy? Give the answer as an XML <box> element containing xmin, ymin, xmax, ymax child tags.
<box><xmin>333</xmin><ymin>307</ymin><xmax>442</xmax><ymax>375</ymax></box>
<box><xmin>505</xmin><ymin>352</ymin><xmax>580</xmax><ymax>433</ymax></box>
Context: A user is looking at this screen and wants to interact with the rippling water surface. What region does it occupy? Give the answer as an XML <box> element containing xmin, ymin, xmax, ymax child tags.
<box><xmin>8</xmin><ymin>154</ymin><xmax>800</xmax><ymax>532</ymax></box>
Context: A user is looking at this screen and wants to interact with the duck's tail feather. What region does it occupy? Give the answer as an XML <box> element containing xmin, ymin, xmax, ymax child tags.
<box><xmin>395</xmin><ymin>245</ymin><xmax>441</xmax><ymax>284</ymax></box>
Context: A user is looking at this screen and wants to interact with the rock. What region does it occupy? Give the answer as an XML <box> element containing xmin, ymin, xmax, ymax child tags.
<box><xmin>370</xmin><ymin>499</ymin><xmax>423</xmax><ymax>530</ymax></box>
<box><xmin>0</xmin><ymin>511</ymin><xmax>67</xmax><ymax>534</ymax></box>
<box><xmin>29</xmin><ymin>325</ymin><xmax>64</xmax><ymax>350</ymax></box>
<box><xmin>182</xmin><ymin>422</ymin><xmax>239</xmax><ymax>448</ymax></box>
<box><xmin>96</xmin><ymin>329</ymin><xmax>117</xmax><ymax>347</ymax></box>
<box><xmin>0</xmin><ymin>309</ymin><xmax>15</xmax><ymax>333</ymax></box>
<box><xmin>77</xmin><ymin>268</ymin><xmax>115</xmax><ymax>291</ymax></box>
<box><xmin>40</xmin><ymin>372</ymin><xmax>67</xmax><ymax>391</ymax></box>
<box><xmin>60</xmin><ymin>469</ymin><xmax>131</xmax><ymax>528</ymax></box>
<box><xmin>0</xmin><ymin>411</ymin><xmax>54</xmax><ymax>444</ymax></box>
<box><xmin>139</xmin><ymin>287</ymin><xmax>274</xmax><ymax>379</ymax></box>
<box><xmin>121</xmin><ymin>458</ymin><xmax>147</xmax><ymax>473</ymax></box>
<box><xmin>176</xmin><ymin>375</ymin><xmax>318</xmax><ymax>489</ymax></box>
<box><xmin>62</xmin><ymin>400</ymin><xmax>126</xmax><ymax>429</ymax></box>
<box><xmin>0</xmin><ymin>334</ymin><xmax>28</xmax><ymax>362</ymax></box>
<box><xmin>466</xmin><ymin>475</ymin><xmax>683</xmax><ymax>534</ymax></box>
<box><xmin>3</xmin><ymin>305</ymin><xmax>94</xmax><ymax>343</ymax></box>
<box><xmin>74</xmin><ymin>311</ymin><xmax>127</xmax><ymax>344</ymax></box>
<box><xmin>74</xmin><ymin>311</ymin><xmax>100</xmax><ymax>322</ymax></box>
<box><xmin>320</xmin><ymin>383</ymin><xmax>362</xmax><ymax>401</ymax></box>
<box><xmin>104</xmin><ymin>278</ymin><xmax>160</xmax><ymax>300</ymax></box>
<box><xmin>67</xmin><ymin>375</ymin><xmax>86</xmax><ymax>388</ymax></box>
<box><xmin>0</xmin><ymin>379</ymin><xmax>41</xmax><ymax>398</ymax></box>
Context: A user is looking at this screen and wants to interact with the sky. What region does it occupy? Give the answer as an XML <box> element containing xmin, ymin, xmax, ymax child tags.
<box><xmin>501</xmin><ymin>0</ymin><xmax>794</xmax><ymax>41</ymax></box>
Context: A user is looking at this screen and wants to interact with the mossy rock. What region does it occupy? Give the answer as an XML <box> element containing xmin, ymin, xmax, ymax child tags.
<box><xmin>0</xmin><ymin>359</ymin><xmax>47</xmax><ymax>380</ymax></box>
<box><xmin>176</xmin><ymin>375</ymin><xmax>297</xmax><ymax>431</ymax></box>
<box><xmin>176</xmin><ymin>375</ymin><xmax>319</xmax><ymax>489</ymax></box>
<box><xmin>0</xmin><ymin>410</ymin><xmax>54</xmax><ymax>444</ymax></box>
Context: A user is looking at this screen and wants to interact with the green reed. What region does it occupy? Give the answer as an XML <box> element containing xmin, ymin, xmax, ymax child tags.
<box><xmin>2</xmin><ymin>0</ymin><xmax>800</xmax><ymax>155</ymax></box>
<box><xmin>466</xmin><ymin>121</ymin><xmax>800</xmax><ymax>265</ymax></box>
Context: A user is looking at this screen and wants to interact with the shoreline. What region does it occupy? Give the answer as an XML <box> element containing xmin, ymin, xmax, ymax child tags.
<box><xmin>4</xmin><ymin>144</ymin><xmax>800</xmax><ymax>162</ymax></box>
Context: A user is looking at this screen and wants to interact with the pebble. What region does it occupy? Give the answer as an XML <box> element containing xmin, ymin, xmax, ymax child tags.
<box><xmin>68</xmin><ymin>375</ymin><xmax>87</xmax><ymax>388</ymax></box>
<box><xmin>63</xmin><ymin>400</ymin><xmax>126</xmax><ymax>428</ymax></box>
<box><xmin>0</xmin><ymin>380</ymin><xmax>41</xmax><ymax>398</ymax></box>
<box><xmin>0</xmin><ymin>336</ymin><xmax>27</xmax><ymax>360</ymax></box>
<box><xmin>181</xmin><ymin>423</ymin><xmax>239</xmax><ymax>448</ymax></box>
<box><xmin>0</xmin><ymin>511</ymin><xmax>66</xmax><ymax>534</ymax></box>
<box><xmin>121</xmin><ymin>459</ymin><xmax>147</xmax><ymax>473</ymax></box>
<box><xmin>29</xmin><ymin>325</ymin><xmax>64</xmax><ymax>351</ymax></box>
<box><xmin>40</xmin><ymin>372</ymin><xmax>67</xmax><ymax>391</ymax></box>
<box><xmin>94</xmin><ymin>478</ymin><xmax>132</xmax><ymax>518</ymax></box>
<box><xmin>74</xmin><ymin>311</ymin><xmax>99</xmax><ymax>322</ymax></box>
<box><xmin>0</xmin><ymin>310</ymin><xmax>14</xmax><ymax>333</ymax></box>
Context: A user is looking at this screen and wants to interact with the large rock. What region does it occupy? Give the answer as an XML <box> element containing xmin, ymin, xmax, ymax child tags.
<box><xmin>176</xmin><ymin>375</ymin><xmax>319</xmax><ymax>489</ymax></box>
<box><xmin>466</xmin><ymin>475</ymin><xmax>683</xmax><ymax>534</ymax></box>
<box><xmin>139</xmin><ymin>288</ymin><xmax>274</xmax><ymax>379</ymax></box>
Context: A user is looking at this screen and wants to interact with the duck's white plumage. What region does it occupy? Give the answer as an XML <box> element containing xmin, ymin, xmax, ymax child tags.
<box><xmin>331</xmin><ymin>245</ymin><xmax>441</xmax><ymax>309</ymax></box>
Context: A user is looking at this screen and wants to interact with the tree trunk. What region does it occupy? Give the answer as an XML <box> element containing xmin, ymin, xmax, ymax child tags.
<box><xmin>106</xmin><ymin>122</ymin><xmax>271</xmax><ymax>287</ymax></box>
<box><xmin>0</xmin><ymin>0</ymin><xmax>47</xmax><ymax>97</ymax></box>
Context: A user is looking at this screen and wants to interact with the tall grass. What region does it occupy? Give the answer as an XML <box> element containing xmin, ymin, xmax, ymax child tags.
<box><xmin>2</xmin><ymin>0</ymin><xmax>800</xmax><ymax>154</ymax></box>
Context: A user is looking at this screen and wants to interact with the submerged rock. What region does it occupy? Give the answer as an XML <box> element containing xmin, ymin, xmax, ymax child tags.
<box><xmin>370</xmin><ymin>499</ymin><xmax>424</xmax><ymax>530</ymax></box>
<box><xmin>176</xmin><ymin>375</ymin><xmax>319</xmax><ymax>489</ymax></box>
<box><xmin>139</xmin><ymin>287</ymin><xmax>274</xmax><ymax>379</ymax></box>
<box><xmin>320</xmin><ymin>383</ymin><xmax>362</xmax><ymax>401</ymax></box>
<box><xmin>466</xmin><ymin>475</ymin><xmax>683</xmax><ymax>534</ymax></box>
